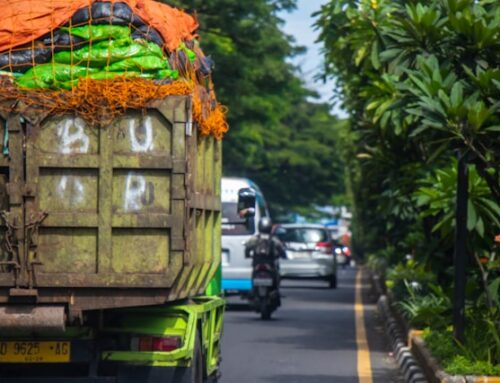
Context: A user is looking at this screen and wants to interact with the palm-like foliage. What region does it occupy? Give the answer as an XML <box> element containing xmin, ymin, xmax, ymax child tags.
<box><xmin>315</xmin><ymin>0</ymin><xmax>499</xmax><ymax>260</ymax></box>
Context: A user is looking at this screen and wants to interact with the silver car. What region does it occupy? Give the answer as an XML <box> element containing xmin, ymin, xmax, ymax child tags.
<box><xmin>275</xmin><ymin>224</ymin><xmax>337</xmax><ymax>288</ymax></box>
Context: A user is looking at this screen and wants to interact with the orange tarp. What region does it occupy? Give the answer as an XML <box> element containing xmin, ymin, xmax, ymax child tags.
<box><xmin>0</xmin><ymin>0</ymin><xmax>198</xmax><ymax>52</ymax></box>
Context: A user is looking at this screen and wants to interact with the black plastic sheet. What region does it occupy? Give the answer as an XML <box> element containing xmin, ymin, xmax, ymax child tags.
<box><xmin>0</xmin><ymin>48</ymin><xmax>51</xmax><ymax>72</ymax></box>
<box><xmin>0</xmin><ymin>2</ymin><xmax>165</xmax><ymax>72</ymax></box>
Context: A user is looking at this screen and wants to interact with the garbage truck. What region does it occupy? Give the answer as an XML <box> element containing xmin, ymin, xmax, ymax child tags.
<box><xmin>0</xmin><ymin>1</ymin><xmax>226</xmax><ymax>382</ymax></box>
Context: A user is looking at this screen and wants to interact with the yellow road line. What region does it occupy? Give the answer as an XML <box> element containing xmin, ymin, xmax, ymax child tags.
<box><xmin>356</xmin><ymin>268</ymin><xmax>373</xmax><ymax>383</ymax></box>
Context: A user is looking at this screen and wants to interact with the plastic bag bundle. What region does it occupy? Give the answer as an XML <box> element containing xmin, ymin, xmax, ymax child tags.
<box><xmin>14</xmin><ymin>26</ymin><xmax>179</xmax><ymax>89</ymax></box>
<box><xmin>0</xmin><ymin>1</ymin><xmax>214</xmax><ymax>86</ymax></box>
<box><xmin>0</xmin><ymin>0</ymin><xmax>226</xmax><ymax>139</ymax></box>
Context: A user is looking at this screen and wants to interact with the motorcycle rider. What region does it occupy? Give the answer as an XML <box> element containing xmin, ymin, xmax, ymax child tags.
<box><xmin>245</xmin><ymin>217</ymin><xmax>285</xmax><ymax>318</ymax></box>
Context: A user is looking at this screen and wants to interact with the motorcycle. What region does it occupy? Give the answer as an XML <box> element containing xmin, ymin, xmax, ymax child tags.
<box><xmin>246</xmin><ymin>217</ymin><xmax>283</xmax><ymax>320</ymax></box>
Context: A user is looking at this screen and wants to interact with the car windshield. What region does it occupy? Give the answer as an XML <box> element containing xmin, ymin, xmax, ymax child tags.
<box><xmin>221</xmin><ymin>202</ymin><xmax>255</xmax><ymax>236</ymax></box>
<box><xmin>276</xmin><ymin>227</ymin><xmax>328</xmax><ymax>244</ymax></box>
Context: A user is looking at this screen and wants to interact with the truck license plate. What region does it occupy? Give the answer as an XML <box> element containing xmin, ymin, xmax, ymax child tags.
<box><xmin>0</xmin><ymin>341</ymin><xmax>70</xmax><ymax>363</ymax></box>
<box><xmin>253</xmin><ymin>278</ymin><xmax>273</xmax><ymax>287</ymax></box>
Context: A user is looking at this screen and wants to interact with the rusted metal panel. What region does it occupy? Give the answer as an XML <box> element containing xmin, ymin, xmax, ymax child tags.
<box><xmin>0</xmin><ymin>288</ymin><xmax>174</xmax><ymax>312</ymax></box>
<box><xmin>0</xmin><ymin>305</ymin><xmax>65</xmax><ymax>332</ymax></box>
<box><xmin>0</xmin><ymin>95</ymin><xmax>222</xmax><ymax>312</ymax></box>
<box><xmin>176</xmin><ymin>128</ymin><xmax>223</xmax><ymax>298</ymax></box>
<box><xmin>0</xmin><ymin>115</ymin><xmax>10</xmax><ymax>168</ymax></box>
<box><xmin>0</xmin><ymin>116</ymin><xmax>25</xmax><ymax>288</ymax></box>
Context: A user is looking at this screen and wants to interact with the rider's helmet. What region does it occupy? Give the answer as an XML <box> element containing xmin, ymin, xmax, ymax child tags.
<box><xmin>258</xmin><ymin>217</ymin><xmax>272</xmax><ymax>234</ymax></box>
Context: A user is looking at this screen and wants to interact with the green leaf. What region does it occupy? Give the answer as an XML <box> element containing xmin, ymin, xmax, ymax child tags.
<box><xmin>432</xmin><ymin>67</ymin><xmax>442</xmax><ymax>84</ymax></box>
<box><xmin>476</xmin><ymin>216</ymin><xmax>485</xmax><ymax>237</ymax></box>
<box><xmin>420</xmin><ymin>96</ymin><xmax>447</xmax><ymax>117</ymax></box>
<box><xmin>366</xmin><ymin>100</ymin><xmax>381</xmax><ymax>111</ymax></box>
<box><xmin>371</xmin><ymin>40</ymin><xmax>381</xmax><ymax>70</ymax></box>
<box><xmin>438</xmin><ymin>89</ymin><xmax>451</xmax><ymax>109</ymax></box>
<box><xmin>380</xmin><ymin>110</ymin><xmax>392</xmax><ymax>129</ymax></box>
<box><xmin>432</xmin><ymin>211</ymin><xmax>454</xmax><ymax>233</ymax></box>
<box><xmin>409</xmin><ymin>124</ymin><xmax>429</xmax><ymax>137</ymax></box>
<box><xmin>467</xmin><ymin>200</ymin><xmax>477</xmax><ymax>231</ymax></box>
<box><xmin>408</xmin><ymin>73</ymin><xmax>433</xmax><ymax>97</ymax></box>
<box><xmin>450</xmin><ymin>82</ymin><xmax>463</xmax><ymax>109</ymax></box>
<box><xmin>380</xmin><ymin>48</ymin><xmax>402</xmax><ymax>62</ymax></box>
<box><xmin>373</xmin><ymin>99</ymin><xmax>394</xmax><ymax>123</ymax></box>
<box><xmin>355</xmin><ymin>45</ymin><xmax>368</xmax><ymax>66</ymax></box>
<box><xmin>426</xmin><ymin>141</ymin><xmax>451</xmax><ymax>163</ymax></box>
<box><xmin>480</xmin><ymin>198</ymin><xmax>500</xmax><ymax>216</ymax></box>
<box><xmin>485</xmin><ymin>125</ymin><xmax>500</xmax><ymax>132</ymax></box>
<box><xmin>488</xmin><ymin>278</ymin><xmax>500</xmax><ymax>307</ymax></box>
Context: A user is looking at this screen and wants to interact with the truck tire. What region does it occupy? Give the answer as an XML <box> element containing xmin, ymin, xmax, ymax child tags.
<box><xmin>205</xmin><ymin>374</ymin><xmax>219</xmax><ymax>383</ymax></box>
<box><xmin>173</xmin><ymin>331</ymin><xmax>203</xmax><ymax>383</ymax></box>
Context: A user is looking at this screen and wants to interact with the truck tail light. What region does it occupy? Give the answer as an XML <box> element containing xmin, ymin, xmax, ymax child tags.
<box><xmin>315</xmin><ymin>242</ymin><xmax>332</xmax><ymax>254</ymax></box>
<box><xmin>132</xmin><ymin>336</ymin><xmax>182</xmax><ymax>352</ymax></box>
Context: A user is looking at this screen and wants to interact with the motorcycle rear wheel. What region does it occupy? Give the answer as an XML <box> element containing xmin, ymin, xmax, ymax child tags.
<box><xmin>260</xmin><ymin>301</ymin><xmax>272</xmax><ymax>320</ymax></box>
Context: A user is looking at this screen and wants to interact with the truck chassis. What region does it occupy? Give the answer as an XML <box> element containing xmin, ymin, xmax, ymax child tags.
<box><xmin>0</xmin><ymin>296</ymin><xmax>224</xmax><ymax>383</ymax></box>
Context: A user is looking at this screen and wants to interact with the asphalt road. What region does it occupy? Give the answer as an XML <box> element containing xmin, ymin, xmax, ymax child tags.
<box><xmin>220</xmin><ymin>267</ymin><xmax>403</xmax><ymax>383</ymax></box>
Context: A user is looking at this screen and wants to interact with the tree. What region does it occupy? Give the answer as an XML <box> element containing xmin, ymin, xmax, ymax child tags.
<box><xmin>165</xmin><ymin>0</ymin><xmax>347</xmax><ymax>215</ymax></box>
<box><xmin>316</xmin><ymin>0</ymin><xmax>500</xmax><ymax>363</ymax></box>
<box><xmin>315</xmin><ymin>0</ymin><xmax>500</xmax><ymax>258</ymax></box>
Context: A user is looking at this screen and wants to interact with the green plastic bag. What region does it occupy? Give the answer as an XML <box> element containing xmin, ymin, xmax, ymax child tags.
<box><xmin>106</xmin><ymin>55</ymin><xmax>169</xmax><ymax>72</ymax></box>
<box><xmin>62</xmin><ymin>25</ymin><xmax>132</xmax><ymax>43</ymax></box>
<box><xmin>178</xmin><ymin>43</ymin><xmax>197</xmax><ymax>63</ymax></box>
<box><xmin>16</xmin><ymin>64</ymin><xmax>98</xmax><ymax>89</ymax></box>
<box><xmin>54</xmin><ymin>40</ymin><xmax>164</xmax><ymax>66</ymax></box>
<box><xmin>157</xmin><ymin>69</ymin><xmax>179</xmax><ymax>80</ymax></box>
<box><xmin>88</xmin><ymin>71</ymin><xmax>155</xmax><ymax>80</ymax></box>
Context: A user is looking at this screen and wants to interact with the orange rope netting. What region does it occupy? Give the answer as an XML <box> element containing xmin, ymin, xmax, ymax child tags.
<box><xmin>0</xmin><ymin>76</ymin><xmax>229</xmax><ymax>139</ymax></box>
<box><xmin>0</xmin><ymin>0</ymin><xmax>198</xmax><ymax>53</ymax></box>
<box><xmin>0</xmin><ymin>0</ymin><xmax>229</xmax><ymax>139</ymax></box>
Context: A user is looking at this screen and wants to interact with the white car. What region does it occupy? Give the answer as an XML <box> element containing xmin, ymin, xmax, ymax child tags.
<box><xmin>274</xmin><ymin>224</ymin><xmax>337</xmax><ymax>288</ymax></box>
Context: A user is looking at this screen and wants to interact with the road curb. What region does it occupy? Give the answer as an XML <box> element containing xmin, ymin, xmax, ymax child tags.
<box><xmin>373</xmin><ymin>272</ymin><xmax>500</xmax><ymax>383</ymax></box>
<box><xmin>377</xmin><ymin>295</ymin><xmax>428</xmax><ymax>383</ymax></box>
<box><xmin>410</xmin><ymin>334</ymin><xmax>500</xmax><ymax>383</ymax></box>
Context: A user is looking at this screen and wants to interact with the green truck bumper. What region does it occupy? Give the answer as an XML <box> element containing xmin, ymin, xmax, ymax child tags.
<box><xmin>102</xmin><ymin>296</ymin><xmax>224</xmax><ymax>375</ymax></box>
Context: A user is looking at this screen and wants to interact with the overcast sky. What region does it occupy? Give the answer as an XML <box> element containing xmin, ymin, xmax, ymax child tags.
<box><xmin>279</xmin><ymin>0</ymin><xmax>346</xmax><ymax>117</ymax></box>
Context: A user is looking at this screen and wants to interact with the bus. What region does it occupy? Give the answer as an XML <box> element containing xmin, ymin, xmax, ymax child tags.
<box><xmin>221</xmin><ymin>177</ymin><xmax>270</xmax><ymax>296</ymax></box>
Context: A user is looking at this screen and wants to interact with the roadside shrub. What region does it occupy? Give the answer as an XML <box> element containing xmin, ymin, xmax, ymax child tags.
<box><xmin>423</xmin><ymin>310</ymin><xmax>500</xmax><ymax>376</ymax></box>
<box><xmin>396</xmin><ymin>282</ymin><xmax>451</xmax><ymax>329</ymax></box>
<box><xmin>366</xmin><ymin>253</ymin><xmax>387</xmax><ymax>275</ymax></box>
<box><xmin>446</xmin><ymin>356</ymin><xmax>500</xmax><ymax>376</ymax></box>
<box><xmin>386</xmin><ymin>259</ymin><xmax>436</xmax><ymax>301</ymax></box>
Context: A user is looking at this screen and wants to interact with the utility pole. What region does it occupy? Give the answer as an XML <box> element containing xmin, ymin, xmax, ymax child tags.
<box><xmin>453</xmin><ymin>153</ymin><xmax>468</xmax><ymax>343</ymax></box>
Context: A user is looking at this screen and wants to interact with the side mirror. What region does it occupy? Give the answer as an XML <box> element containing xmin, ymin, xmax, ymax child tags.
<box><xmin>237</xmin><ymin>188</ymin><xmax>256</xmax><ymax>218</ymax></box>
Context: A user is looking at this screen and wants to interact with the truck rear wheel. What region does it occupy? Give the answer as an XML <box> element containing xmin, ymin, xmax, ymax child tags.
<box><xmin>173</xmin><ymin>331</ymin><xmax>203</xmax><ymax>383</ymax></box>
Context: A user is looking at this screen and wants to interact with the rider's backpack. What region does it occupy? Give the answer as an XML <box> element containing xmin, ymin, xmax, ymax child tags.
<box><xmin>254</xmin><ymin>236</ymin><xmax>273</xmax><ymax>259</ymax></box>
